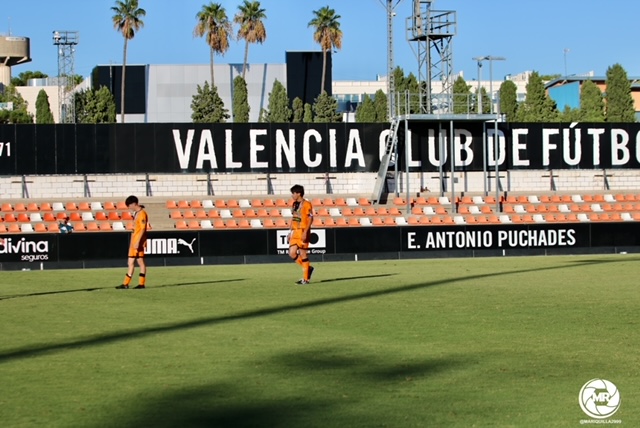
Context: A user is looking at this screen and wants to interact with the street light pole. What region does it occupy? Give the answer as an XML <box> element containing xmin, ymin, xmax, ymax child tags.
<box><xmin>473</xmin><ymin>55</ymin><xmax>506</xmax><ymax>114</ymax></box>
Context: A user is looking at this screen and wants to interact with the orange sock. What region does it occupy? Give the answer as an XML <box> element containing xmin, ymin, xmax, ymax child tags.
<box><xmin>123</xmin><ymin>274</ymin><xmax>132</xmax><ymax>286</ymax></box>
<box><xmin>302</xmin><ymin>259</ymin><xmax>310</xmax><ymax>280</ymax></box>
<box><xmin>139</xmin><ymin>273</ymin><xmax>146</xmax><ymax>286</ymax></box>
<box><xmin>295</xmin><ymin>256</ymin><xmax>304</xmax><ymax>266</ymax></box>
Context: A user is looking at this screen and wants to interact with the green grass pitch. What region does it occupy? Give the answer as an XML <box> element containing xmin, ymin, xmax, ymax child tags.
<box><xmin>0</xmin><ymin>255</ymin><xmax>638</xmax><ymax>427</ymax></box>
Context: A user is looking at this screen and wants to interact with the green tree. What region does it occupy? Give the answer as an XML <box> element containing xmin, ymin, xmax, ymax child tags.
<box><xmin>258</xmin><ymin>108</ymin><xmax>268</xmax><ymax>123</ymax></box>
<box><xmin>372</xmin><ymin>89</ymin><xmax>388</xmax><ymax>122</ymax></box>
<box><xmin>234</xmin><ymin>0</ymin><xmax>266</xmax><ymax>80</ymax></box>
<box><xmin>499</xmin><ymin>79</ymin><xmax>518</xmax><ymax>121</ymax></box>
<box><xmin>313</xmin><ymin>91</ymin><xmax>342</xmax><ymax>123</ymax></box>
<box><xmin>232</xmin><ymin>75</ymin><xmax>250</xmax><ymax>123</ymax></box>
<box><xmin>292</xmin><ymin>97</ymin><xmax>304</xmax><ymax>123</ymax></box>
<box><xmin>75</xmin><ymin>86</ymin><xmax>117</xmax><ymax>123</ymax></box>
<box><xmin>605</xmin><ymin>63</ymin><xmax>635</xmax><ymax>122</ymax></box>
<box><xmin>355</xmin><ymin>94</ymin><xmax>376</xmax><ymax>122</ymax></box>
<box><xmin>515</xmin><ymin>71</ymin><xmax>558</xmax><ymax>122</ymax></box>
<box><xmin>303</xmin><ymin>103</ymin><xmax>313</xmax><ymax>123</ymax></box>
<box><xmin>579</xmin><ymin>80</ymin><xmax>605</xmax><ymax>122</ymax></box>
<box><xmin>0</xmin><ymin>85</ymin><xmax>33</xmax><ymax>123</ymax></box>
<box><xmin>194</xmin><ymin>2</ymin><xmax>232</xmax><ymax>86</ymax></box>
<box><xmin>391</xmin><ymin>66</ymin><xmax>406</xmax><ymax>115</ymax></box>
<box><xmin>559</xmin><ymin>105</ymin><xmax>581</xmax><ymax>122</ymax></box>
<box><xmin>111</xmin><ymin>0</ymin><xmax>146</xmax><ymax>123</ymax></box>
<box><xmin>308</xmin><ymin>6</ymin><xmax>342</xmax><ymax>95</ymax></box>
<box><xmin>11</xmin><ymin>71</ymin><xmax>48</xmax><ymax>87</ymax></box>
<box><xmin>452</xmin><ymin>75</ymin><xmax>473</xmax><ymax>114</ymax></box>
<box><xmin>191</xmin><ymin>81</ymin><xmax>229</xmax><ymax>123</ymax></box>
<box><xmin>35</xmin><ymin>90</ymin><xmax>55</xmax><ymax>124</ymax></box>
<box><xmin>265</xmin><ymin>79</ymin><xmax>291</xmax><ymax>122</ymax></box>
<box><xmin>476</xmin><ymin>87</ymin><xmax>491</xmax><ymax>114</ymax></box>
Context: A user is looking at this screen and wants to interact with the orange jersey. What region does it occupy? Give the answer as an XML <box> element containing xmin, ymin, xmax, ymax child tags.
<box><xmin>291</xmin><ymin>199</ymin><xmax>313</xmax><ymax>231</ymax></box>
<box><xmin>130</xmin><ymin>209</ymin><xmax>148</xmax><ymax>250</ymax></box>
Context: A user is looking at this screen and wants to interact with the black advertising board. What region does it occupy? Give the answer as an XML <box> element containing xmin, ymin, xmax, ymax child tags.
<box><xmin>2</xmin><ymin>222</ymin><xmax>639</xmax><ymax>269</ymax></box>
<box><xmin>3</xmin><ymin>122</ymin><xmax>640</xmax><ymax>175</ymax></box>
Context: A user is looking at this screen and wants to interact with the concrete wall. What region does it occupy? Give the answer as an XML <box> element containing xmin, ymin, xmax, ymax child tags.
<box><xmin>145</xmin><ymin>63</ymin><xmax>286</xmax><ymax>123</ymax></box>
<box><xmin>1</xmin><ymin>170</ymin><xmax>637</xmax><ymax>200</ymax></box>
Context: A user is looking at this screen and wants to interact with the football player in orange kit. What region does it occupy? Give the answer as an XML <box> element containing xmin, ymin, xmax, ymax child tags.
<box><xmin>288</xmin><ymin>184</ymin><xmax>315</xmax><ymax>284</ymax></box>
<box><xmin>116</xmin><ymin>195</ymin><xmax>149</xmax><ymax>289</ymax></box>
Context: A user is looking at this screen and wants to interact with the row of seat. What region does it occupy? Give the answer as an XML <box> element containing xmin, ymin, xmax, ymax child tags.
<box><xmin>0</xmin><ymin>211</ymin><xmax>134</xmax><ymax>223</ymax></box>
<box><xmin>166</xmin><ymin>197</ymin><xmax>372</xmax><ymax>210</ymax></box>
<box><xmin>0</xmin><ymin>220</ymin><xmax>149</xmax><ymax>234</ymax></box>
<box><xmin>169</xmin><ymin>206</ymin><xmax>411</xmax><ymax>220</ymax></box>
<box><xmin>502</xmin><ymin>203</ymin><xmax>640</xmax><ymax>214</ymax></box>
<box><xmin>0</xmin><ymin>201</ymin><xmax>128</xmax><ymax>212</ymax></box>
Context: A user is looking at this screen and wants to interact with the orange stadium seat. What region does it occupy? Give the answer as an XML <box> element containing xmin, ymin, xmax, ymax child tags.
<box><xmin>262</xmin><ymin>219</ymin><xmax>276</xmax><ymax>228</ymax></box>
<box><xmin>78</xmin><ymin>202</ymin><xmax>91</xmax><ymax>211</ymax></box>
<box><xmin>8</xmin><ymin>223</ymin><xmax>21</xmax><ymax>233</ymax></box>
<box><xmin>47</xmin><ymin>223</ymin><xmax>59</xmax><ymax>233</ymax></box>
<box><xmin>1</xmin><ymin>203</ymin><xmax>12</xmax><ymax>212</ymax></box>
<box><xmin>43</xmin><ymin>212</ymin><xmax>56</xmax><ymax>222</ymax></box>
<box><xmin>195</xmin><ymin>209</ymin><xmax>208</xmax><ymax>219</ymax></box>
<box><xmin>225</xmin><ymin>219</ymin><xmax>239</xmax><ymax>229</ymax></box>
<box><xmin>40</xmin><ymin>202</ymin><xmax>52</xmax><ymax>211</ymax></box>
<box><xmin>95</xmin><ymin>212</ymin><xmax>108</xmax><ymax>221</ymax></box>
<box><xmin>73</xmin><ymin>222</ymin><xmax>86</xmax><ymax>232</ymax></box>
<box><xmin>188</xmin><ymin>220</ymin><xmax>201</xmax><ymax>229</ymax></box>
<box><xmin>183</xmin><ymin>210</ymin><xmax>196</xmax><ymax>219</ymax></box>
<box><xmin>116</xmin><ymin>201</ymin><xmax>128</xmax><ymax>210</ymax></box>
<box><xmin>276</xmin><ymin>199</ymin><xmax>289</xmax><ymax>208</ymax></box>
<box><xmin>227</xmin><ymin>200</ymin><xmax>240</xmax><ymax>209</ymax></box>
<box><xmin>34</xmin><ymin>223</ymin><xmax>48</xmax><ymax>233</ymax></box>
<box><xmin>214</xmin><ymin>200</ymin><xmax>227</xmax><ymax>209</ymax></box>
<box><xmin>274</xmin><ymin>218</ymin><xmax>288</xmax><ymax>228</ymax></box>
<box><xmin>3</xmin><ymin>213</ymin><xmax>16</xmax><ymax>222</ymax></box>
<box><xmin>190</xmin><ymin>200</ymin><xmax>202</xmax><ymax>209</ymax></box>
<box><xmin>103</xmin><ymin>202</ymin><xmax>116</xmax><ymax>210</ymax></box>
<box><xmin>121</xmin><ymin>212</ymin><xmax>133</xmax><ymax>221</ymax></box>
<box><xmin>177</xmin><ymin>200</ymin><xmax>190</xmax><ymax>209</ymax></box>
<box><xmin>262</xmin><ymin>199</ymin><xmax>275</xmax><ymax>208</ymax></box>
<box><xmin>99</xmin><ymin>222</ymin><xmax>112</xmax><ymax>231</ymax></box>
<box><xmin>175</xmin><ymin>220</ymin><xmax>188</xmax><ymax>230</ymax></box>
<box><xmin>166</xmin><ymin>200</ymin><xmax>177</xmax><ymax>209</ymax></box>
<box><xmin>26</xmin><ymin>202</ymin><xmax>39</xmax><ymax>212</ymax></box>
<box><xmin>251</xmin><ymin>199</ymin><xmax>263</xmax><ymax>208</ymax></box>
<box><xmin>170</xmin><ymin>210</ymin><xmax>182</xmax><ymax>219</ymax></box>
<box><xmin>86</xmin><ymin>222</ymin><xmax>100</xmax><ymax>232</ymax></box>
<box><xmin>13</xmin><ymin>203</ymin><xmax>27</xmax><ymax>212</ymax></box>
<box><xmin>358</xmin><ymin>198</ymin><xmax>371</xmax><ymax>206</ymax></box>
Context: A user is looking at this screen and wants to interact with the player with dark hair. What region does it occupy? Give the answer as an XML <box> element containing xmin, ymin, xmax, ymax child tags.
<box><xmin>116</xmin><ymin>195</ymin><xmax>149</xmax><ymax>289</ymax></box>
<box><xmin>288</xmin><ymin>184</ymin><xmax>315</xmax><ymax>284</ymax></box>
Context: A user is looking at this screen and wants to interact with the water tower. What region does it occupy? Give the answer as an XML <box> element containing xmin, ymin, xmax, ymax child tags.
<box><xmin>0</xmin><ymin>36</ymin><xmax>31</xmax><ymax>87</ymax></box>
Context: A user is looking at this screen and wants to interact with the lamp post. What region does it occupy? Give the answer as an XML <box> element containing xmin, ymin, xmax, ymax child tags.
<box><xmin>472</xmin><ymin>55</ymin><xmax>506</xmax><ymax>113</ymax></box>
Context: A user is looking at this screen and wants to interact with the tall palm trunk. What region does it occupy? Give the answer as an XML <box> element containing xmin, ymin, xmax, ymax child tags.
<box><xmin>242</xmin><ymin>41</ymin><xmax>250</xmax><ymax>80</ymax></box>
<box><xmin>210</xmin><ymin>47</ymin><xmax>215</xmax><ymax>86</ymax></box>
<box><xmin>121</xmin><ymin>38</ymin><xmax>128</xmax><ymax>123</ymax></box>
<box><xmin>321</xmin><ymin>48</ymin><xmax>327</xmax><ymax>94</ymax></box>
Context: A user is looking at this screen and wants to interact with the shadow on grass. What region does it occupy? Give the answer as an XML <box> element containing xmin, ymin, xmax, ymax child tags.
<box><xmin>317</xmin><ymin>273</ymin><xmax>396</xmax><ymax>283</ymax></box>
<box><xmin>0</xmin><ymin>257</ymin><xmax>627</xmax><ymax>363</ymax></box>
<box><xmin>0</xmin><ymin>279</ymin><xmax>245</xmax><ymax>301</ymax></box>
<box><xmin>111</xmin><ymin>347</ymin><xmax>462</xmax><ymax>428</ymax></box>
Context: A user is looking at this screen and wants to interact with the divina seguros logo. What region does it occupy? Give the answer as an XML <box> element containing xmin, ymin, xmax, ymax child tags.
<box><xmin>579</xmin><ymin>379</ymin><xmax>621</xmax><ymax>420</ymax></box>
<box><xmin>0</xmin><ymin>237</ymin><xmax>50</xmax><ymax>262</ymax></box>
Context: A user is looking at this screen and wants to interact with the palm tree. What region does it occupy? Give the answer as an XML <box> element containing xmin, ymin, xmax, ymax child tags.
<box><xmin>234</xmin><ymin>1</ymin><xmax>267</xmax><ymax>80</ymax></box>
<box><xmin>111</xmin><ymin>0</ymin><xmax>146</xmax><ymax>123</ymax></box>
<box><xmin>194</xmin><ymin>3</ymin><xmax>232</xmax><ymax>86</ymax></box>
<box><xmin>308</xmin><ymin>6</ymin><xmax>342</xmax><ymax>94</ymax></box>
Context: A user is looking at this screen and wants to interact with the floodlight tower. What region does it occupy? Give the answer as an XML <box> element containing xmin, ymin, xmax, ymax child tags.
<box><xmin>407</xmin><ymin>0</ymin><xmax>456</xmax><ymax>114</ymax></box>
<box><xmin>53</xmin><ymin>31</ymin><xmax>78</xmax><ymax>123</ymax></box>
<box><xmin>379</xmin><ymin>0</ymin><xmax>404</xmax><ymax>119</ymax></box>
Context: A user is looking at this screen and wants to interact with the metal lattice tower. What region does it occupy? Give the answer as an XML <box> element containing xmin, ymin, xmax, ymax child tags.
<box><xmin>406</xmin><ymin>0</ymin><xmax>456</xmax><ymax>114</ymax></box>
<box><xmin>52</xmin><ymin>31</ymin><xmax>78</xmax><ymax>123</ymax></box>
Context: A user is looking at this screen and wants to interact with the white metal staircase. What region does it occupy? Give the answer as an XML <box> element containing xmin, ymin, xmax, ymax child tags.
<box><xmin>371</xmin><ymin>117</ymin><xmax>401</xmax><ymax>204</ymax></box>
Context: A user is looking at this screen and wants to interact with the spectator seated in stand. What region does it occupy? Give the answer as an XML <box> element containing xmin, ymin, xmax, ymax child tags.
<box><xmin>59</xmin><ymin>217</ymin><xmax>74</xmax><ymax>234</ymax></box>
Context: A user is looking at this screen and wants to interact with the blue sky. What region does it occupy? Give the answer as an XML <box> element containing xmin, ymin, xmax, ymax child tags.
<box><xmin>3</xmin><ymin>0</ymin><xmax>639</xmax><ymax>82</ymax></box>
